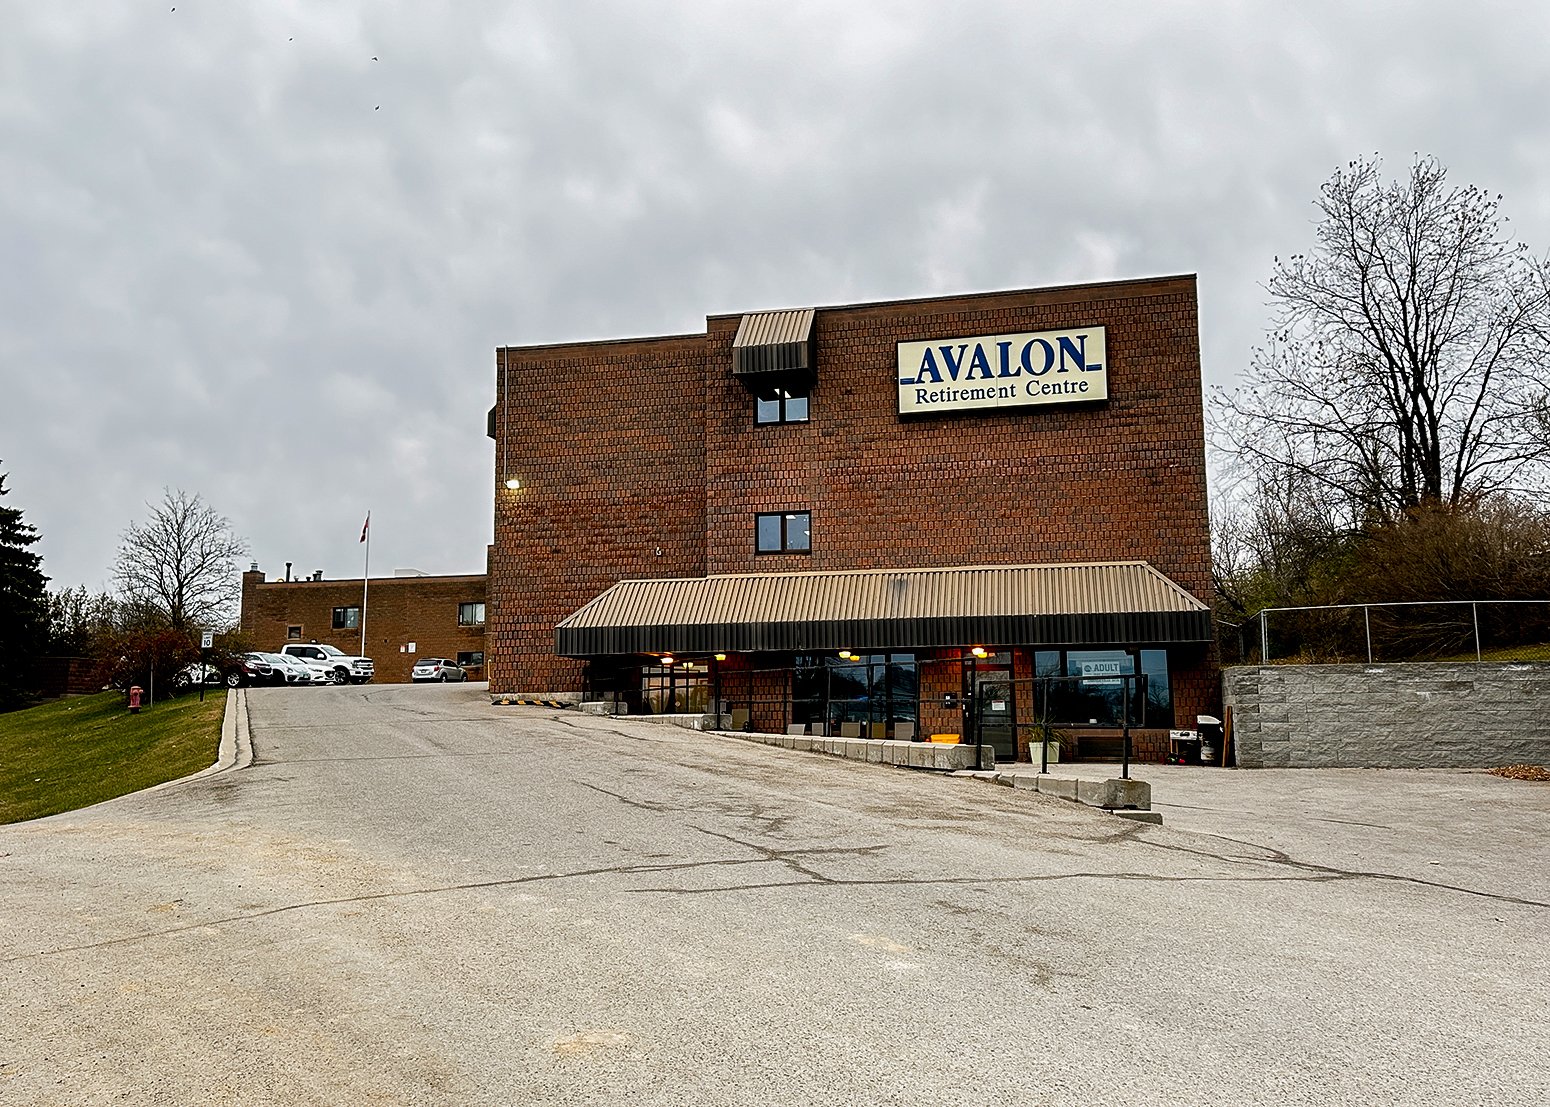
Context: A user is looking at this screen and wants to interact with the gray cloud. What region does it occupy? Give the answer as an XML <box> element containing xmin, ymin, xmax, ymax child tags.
<box><xmin>4</xmin><ymin>0</ymin><xmax>1549</xmax><ymax>593</ymax></box>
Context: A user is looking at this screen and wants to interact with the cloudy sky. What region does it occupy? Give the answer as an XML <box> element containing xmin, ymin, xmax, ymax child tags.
<box><xmin>5</xmin><ymin>0</ymin><xmax>1550</xmax><ymax>595</ymax></box>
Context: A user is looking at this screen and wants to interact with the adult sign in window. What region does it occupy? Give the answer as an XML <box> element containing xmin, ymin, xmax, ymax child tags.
<box><xmin>896</xmin><ymin>326</ymin><xmax>1107</xmax><ymax>415</ymax></box>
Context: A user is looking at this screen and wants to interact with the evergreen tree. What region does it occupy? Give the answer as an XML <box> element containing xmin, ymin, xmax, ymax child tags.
<box><xmin>0</xmin><ymin>467</ymin><xmax>49</xmax><ymax>709</ymax></box>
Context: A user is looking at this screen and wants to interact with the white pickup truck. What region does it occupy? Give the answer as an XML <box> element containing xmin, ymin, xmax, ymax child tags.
<box><xmin>279</xmin><ymin>642</ymin><xmax>375</xmax><ymax>684</ymax></box>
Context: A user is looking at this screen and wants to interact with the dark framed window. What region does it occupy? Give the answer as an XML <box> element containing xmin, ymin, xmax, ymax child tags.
<box><xmin>331</xmin><ymin>606</ymin><xmax>361</xmax><ymax>630</ymax></box>
<box><xmin>754</xmin><ymin>385</ymin><xmax>810</xmax><ymax>425</ymax></box>
<box><xmin>1029</xmin><ymin>647</ymin><xmax>1174</xmax><ymax>728</ymax></box>
<box><xmin>286</xmin><ymin>625</ymin><xmax>303</xmax><ymax>640</ymax></box>
<box><xmin>458</xmin><ymin>601</ymin><xmax>486</xmax><ymax>627</ymax></box>
<box><xmin>640</xmin><ymin>664</ymin><xmax>710</xmax><ymax>714</ymax></box>
<box><xmin>456</xmin><ymin>650</ymin><xmax>485</xmax><ymax>668</ymax></box>
<box><xmin>792</xmin><ymin>653</ymin><xmax>918</xmax><ymax>736</ymax></box>
<box><xmin>755</xmin><ymin>511</ymin><xmax>811</xmax><ymax>554</ymax></box>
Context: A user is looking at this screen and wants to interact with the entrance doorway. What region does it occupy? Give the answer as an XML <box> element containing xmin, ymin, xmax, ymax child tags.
<box><xmin>967</xmin><ymin>652</ymin><xmax>1016</xmax><ymax>761</ymax></box>
<box><xmin>641</xmin><ymin>663</ymin><xmax>710</xmax><ymax>714</ymax></box>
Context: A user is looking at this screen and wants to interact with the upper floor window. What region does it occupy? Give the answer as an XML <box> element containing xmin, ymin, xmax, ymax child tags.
<box><xmin>332</xmin><ymin>606</ymin><xmax>360</xmax><ymax>630</ymax></box>
<box><xmin>458</xmin><ymin>601</ymin><xmax>487</xmax><ymax>627</ymax></box>
<box><xmin>755</xmin><ymin>385</ymin><xmax>809</xmax><ymax>425</ymax></box>
<box><xmin>756</xmin><ymin>511</ymin><xmax>811</xmax><ymax>554</ymax></box>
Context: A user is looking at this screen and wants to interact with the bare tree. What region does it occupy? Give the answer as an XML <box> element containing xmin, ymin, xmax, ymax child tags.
<box><xmin>114</xmin><ymin>489</ymin><xmax>248</xmax><ymax>631</ymax></box>
<box><xmin>1215</xmin><ymin>155</ymin><xmax>1550</xmax><ymax>525</ymax></box>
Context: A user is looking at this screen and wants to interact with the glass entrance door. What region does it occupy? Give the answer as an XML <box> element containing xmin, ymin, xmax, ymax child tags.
<box><xmin>967</xmin><ymin>653</ymin><xmax>1016</xmax><ymax>761</ymax></box>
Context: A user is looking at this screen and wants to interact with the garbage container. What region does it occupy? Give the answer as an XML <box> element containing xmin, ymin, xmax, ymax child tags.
<box><xmin>1197</xmin><ymin>714</ymin><xmax>1223</xmax><ymax>765</ymax></box>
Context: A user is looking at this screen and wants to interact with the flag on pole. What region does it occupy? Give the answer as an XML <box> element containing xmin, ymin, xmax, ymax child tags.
<box><xmin>360</xmin><ymin>513</ymin><xmax>370</xmax><ymax>543</ymax></box>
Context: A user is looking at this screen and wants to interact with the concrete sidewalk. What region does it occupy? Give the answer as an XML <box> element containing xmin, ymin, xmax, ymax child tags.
<box><xmin>1008</xmin><ymin>759</ymin><xmax>1550</xmax><ymax>903</ymax></box>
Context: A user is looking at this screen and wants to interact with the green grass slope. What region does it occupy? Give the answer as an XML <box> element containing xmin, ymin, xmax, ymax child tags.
<box><xmin>0</xmin><ymin>690</ymin><xmax>225</xmax><ymax>824</ymax></box>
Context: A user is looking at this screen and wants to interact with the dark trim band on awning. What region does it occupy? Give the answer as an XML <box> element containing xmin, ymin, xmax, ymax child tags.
<box><xmin>556</xmin><ymin>561</ymin><xmax>1212</xmax><ymax>657</ymax></box>
<box><xmin>731</xmin><ymin>308</ymin><xmax>815</xmax><ymax>380</ymax></box>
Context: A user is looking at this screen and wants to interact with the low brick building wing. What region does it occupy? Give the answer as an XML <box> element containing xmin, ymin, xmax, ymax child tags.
<box><xmin>240</xmin><ymin>569</ymin><xmax>487</xmax><ymax>684</ymax></box>
<box><xmin>487</xmin><ymin>274</ymin><xmax>1218</xmax><ymax>761</ymax></box>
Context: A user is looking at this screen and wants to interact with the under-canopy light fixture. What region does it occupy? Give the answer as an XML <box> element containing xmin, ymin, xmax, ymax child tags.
<box><xmin>504</xmin><ymin>476</ymin><xmax>521</xmax><ymax>490</ymax></box>
<box><xmin>971</xmin><ymin>646</ymin><xmax>988</xmax><ymax>659</ymax></box>
<box><xmin>714</xmin><ymin>653</ymin><xmax>727</xmax><ymax>662</ymax></box>
<box><xmin>660</xmin><ymin>655</ymin><xmax>675</xmax><ymax>666</ymax></box>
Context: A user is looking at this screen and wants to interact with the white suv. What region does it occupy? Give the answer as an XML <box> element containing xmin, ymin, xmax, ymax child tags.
<box><xmin>279</xmin><ymin>643</ymin><xmax>375</xmax><ymax>684</ymax></box>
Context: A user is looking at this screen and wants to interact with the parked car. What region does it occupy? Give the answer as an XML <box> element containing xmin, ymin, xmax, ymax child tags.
<box><xmin>220</xmin><ymin>651</ymin><xmax>277</xmax><ymax>685</ymax></box>
<box><xmin>173</xmin><ymin>662</ymin><xmax>225</xmax><ymax>689</ymax></box>
<box><xmin>228</xmin><ymin>653</ymin><xmax>278</xmax><ymax>688</ymax></box>
<box><xmin>264</xmin><ymin>652</ymin><xmax>317</xmax><ymax>685</ymax></box>
<box><xmin>278</xmin><ymin>643</ymin><xmax>374</xmax><ymax>684</ymax></box>
<box><xmin>412</xmin><ymin>658</ymin><xmax>467</xmax><ymax>682</ymax></box>
<box><xmin>283</xmin><ymin>652</ymin><xmax>338</xmax><ymax>684</ymax></box>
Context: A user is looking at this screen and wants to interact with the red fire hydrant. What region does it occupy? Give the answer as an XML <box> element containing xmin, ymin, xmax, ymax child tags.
<box><xmin>128</xmin><ymin>686</ymin><xmax>143</xmax><ymax>714</ymax></box>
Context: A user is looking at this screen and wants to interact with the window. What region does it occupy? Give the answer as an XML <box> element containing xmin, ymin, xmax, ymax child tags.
<box><xmin>1028</xmin><ymin>648</ymin><xmax>1174</xmax><ymax>728</ymax></box>
<box><xmin>640</xmin><ymin>665</ymin><xmax>710</xmax><ymax>714</ymax></box>
<box><xmin>792</xmin><ymin>653</ymin><xmax>918</xmax><ymax>736</ymax></box>
<box><xmin>286</xmin><ymin>625</ymin><xmax>302</xmax><ymax>640</ymax></box>
<box><xmin>332</xmin><ymin>606</ymin><xmax>360</xmax><ymax>630</ymax></box>
<box><xmin>458</xmin><ymin>601</ymin><xmax>486</xmax><ymax>626</ymax></box>
<box><xmin>754</xmin><ymin>385</ymin><xmax>810</xmax><ymax>425</ymax></box>
<box><xmin>456</xmin><ymin>650</ymin><xmax>485</xmax><ymax>669</ymax></box>
<box><xmin>755</xmin><ymin>511</ymin><xmax>811</xmax><ymax>553</ymax></box>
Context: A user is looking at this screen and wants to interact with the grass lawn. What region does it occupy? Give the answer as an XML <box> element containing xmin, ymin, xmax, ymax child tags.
<box><xmin>0</xmin><ymin>689</ymin><xmax>226</xmax><ymax>824</ymax></box>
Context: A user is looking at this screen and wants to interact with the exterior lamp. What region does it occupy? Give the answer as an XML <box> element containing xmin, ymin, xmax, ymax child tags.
<box><xmin>660</xmin><ymin>655</ymin><xmax>675</xmax><ymax>666</ymax></box>
<box><xmin>714</xmin><ymin>653</ymin><xmax>727</xmax><ymax>661</ymax></box>
<box><xmin>971</xmin><ymin>646</ymin><xmax>988</xmax><ymax>658</ymax></box>
<box><xmin>504</xmin><ymin>477</ymin><xmax>521</xmax><ymax>490</ymax></box>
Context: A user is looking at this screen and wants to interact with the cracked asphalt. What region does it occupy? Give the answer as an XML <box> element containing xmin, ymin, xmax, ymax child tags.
<box><xmin>2</xmin><ymin>683</ymin><xmax>1546</xmax><ymax>1106</ymax></box>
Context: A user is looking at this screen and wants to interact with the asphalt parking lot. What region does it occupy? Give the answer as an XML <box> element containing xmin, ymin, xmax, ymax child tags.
<box><xmin>2</xmin><ymin>683</ymin><xmax>1545</xmax><ymax>1106</ymax></box>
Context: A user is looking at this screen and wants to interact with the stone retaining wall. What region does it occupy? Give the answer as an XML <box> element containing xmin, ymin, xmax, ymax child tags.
<box><xmin>1224</xmin><ymin>662</ymin><xmax>1550</xmax><ymax>768</ymax></box>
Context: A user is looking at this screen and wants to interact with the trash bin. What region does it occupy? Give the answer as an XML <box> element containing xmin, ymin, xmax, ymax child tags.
<box><xmin>1197</xmin><ymin>714</ymin><xmax>1222</xmax><ymax>765</ymax></box>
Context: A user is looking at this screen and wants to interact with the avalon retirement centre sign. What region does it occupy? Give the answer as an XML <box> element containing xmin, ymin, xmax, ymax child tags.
<box><xmin>897</xmin><ymin>325</ymin><xmax>1107</xmax><ymax>416</ymax></box>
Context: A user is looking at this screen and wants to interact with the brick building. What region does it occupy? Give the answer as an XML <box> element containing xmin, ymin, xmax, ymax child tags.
<box><xmin>240</xmin><ymin>567</ymin><xmax>488</xmax><ymax>684</ymax></box>
<box><xmin>487</xmin><ymin>275</ymin><xmax>1216</xmax><ymax>761</ymax></box>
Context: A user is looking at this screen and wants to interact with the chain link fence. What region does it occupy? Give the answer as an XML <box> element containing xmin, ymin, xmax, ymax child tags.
<box><xmin>1224</xmin><ymin>600</ymin><xmax>1550</xmax><ymax>664</ymax></box>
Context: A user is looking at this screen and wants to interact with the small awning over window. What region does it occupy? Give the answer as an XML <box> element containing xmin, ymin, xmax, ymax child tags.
<box><xmin>556</xmin><ymin>561</ymin><xmax>1211</xmax><ymax>657</ymax></box>
<box><xmin>731</xmin><ymin>308</ymin><xmax>816</xmax><ymax>384</ymax></box>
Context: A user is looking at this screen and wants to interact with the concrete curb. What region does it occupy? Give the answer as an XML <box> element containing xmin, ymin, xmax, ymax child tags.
<box><xmin>951</xmin><ymin>766</ymin><xmax>1155</xmax><ymax>819</ymax></box>
<box><xmin>146</xmin><ymin>687</ymin><xmax>253</xmax><ymax>793</ymax></box>
<box><xmin>700</xmin><ymin>724</ymin><xmax>990</xmax><ymax>771</ymax></box>
<box><xmin>582</xmin><ymin>710</ymin><xmax>1157</xmax><ymax>819</ymax></box>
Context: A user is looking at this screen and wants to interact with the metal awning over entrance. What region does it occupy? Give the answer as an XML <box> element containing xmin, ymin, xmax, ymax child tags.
<box><xmin>556</xmin><ymin>561</ymin><xmax>1210</xmax><ymax>657</ymax></box>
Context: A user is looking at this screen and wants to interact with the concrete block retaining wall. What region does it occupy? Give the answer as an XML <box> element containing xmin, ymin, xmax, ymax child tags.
<box><xmin>1224</xmin><ymin>662</ymin><xmax>1550</xmax><ymax>768</ymax></box>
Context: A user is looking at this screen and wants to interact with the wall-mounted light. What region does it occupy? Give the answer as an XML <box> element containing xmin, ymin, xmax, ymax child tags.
<box><xmin>714</xmin><ymin>653</ymin><xmax>727</xmax><ymax>662</ymax></box>
<box><xmin>504</xmin><ymin>476</ymin><xmax>521</xmax><ymax>490</ymax></box>
<box><xmin>971</xmin><ymin>646</ymin><xmax>988</xmax><ymax>658</ymax></box>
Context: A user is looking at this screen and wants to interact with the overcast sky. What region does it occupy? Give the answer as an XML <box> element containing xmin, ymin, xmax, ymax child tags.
<box><xmin>5</xmin><ymin>0</ymin><xmax>1550</xmax><ymax>596</ymax></box>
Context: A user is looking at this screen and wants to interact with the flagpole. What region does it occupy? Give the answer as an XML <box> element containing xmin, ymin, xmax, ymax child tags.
<box><xmin>360</xmin><ymin>512</ymin><xmax>370</xmax><ymax>656</ymax></box>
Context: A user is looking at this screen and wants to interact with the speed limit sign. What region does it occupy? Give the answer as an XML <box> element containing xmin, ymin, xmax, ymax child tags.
<box><xmin>201</xmin><ymin>631</ymin><xmax>214</xmax><ymax>650</ymax></box>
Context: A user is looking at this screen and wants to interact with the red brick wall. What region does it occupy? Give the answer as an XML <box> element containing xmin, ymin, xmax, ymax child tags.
<box><xmin>239</xmin><ymin>570</ymin><xmax>487</xmax><ymax>684</ymax></box>
<box><xmin>487</xmin><ymin>335</ymin><xmax>707</xmax><ymax>693</ymax></box>
<box><xmin>702</xmin><ymin>277</ymin><xmax>1211</xmax><ymax>603</ymax></box>
<box><xmin>488</xmin><ymin>276</ymin><xmax>1216</xmax><ymax>714</ymax></box>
